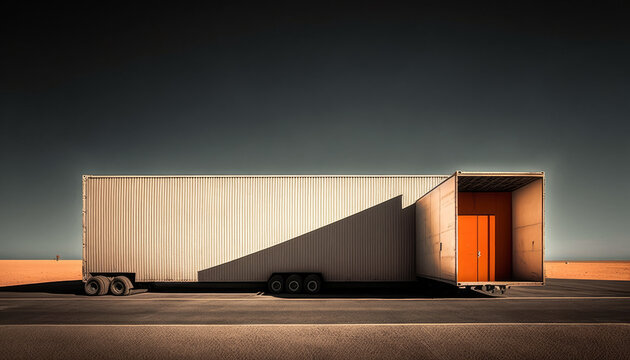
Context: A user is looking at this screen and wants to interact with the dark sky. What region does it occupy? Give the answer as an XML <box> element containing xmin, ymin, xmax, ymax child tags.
<box><xmin>1</xmin><ymin>1</ymin><xmax>628</xmax><ymax>260</ymax></box>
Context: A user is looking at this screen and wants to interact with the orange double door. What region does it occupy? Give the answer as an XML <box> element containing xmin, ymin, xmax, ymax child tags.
<box><xmin>458</xmin><ymin>215</ymin><xmax>496</xmax><ymax>282</ymax></box>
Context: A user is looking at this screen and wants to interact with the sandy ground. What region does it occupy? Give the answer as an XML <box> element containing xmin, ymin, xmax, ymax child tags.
<box><xmin>545</xmin><ymin>261</ymin><xmax>630</xmax><ymax>281</ymax></box>
<box><xmin>0</xmin><ymin>260</ymin><xmax>82</xmax><ymax>287</ymax></box>
<box><xmin>0</xmin><ymin>260</ymin><xmax>629</xmax><ymax>286</ymax></box>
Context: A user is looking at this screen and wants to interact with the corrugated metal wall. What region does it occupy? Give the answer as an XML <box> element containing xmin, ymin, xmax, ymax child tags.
<box><xmin>83</xmin><ymin>176</ymin><xmax>447</xmax><ymax>282</ymax></box>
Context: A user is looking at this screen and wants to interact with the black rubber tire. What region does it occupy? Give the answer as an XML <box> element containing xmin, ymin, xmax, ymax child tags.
<box><xmin>94</xmin><ymin>275</ymin><xmax>110</xmax><ymax>296</ymax></box>
<box><xmin>121</xmin><ymin>276</ymin><xmax>134</xmax><ymax>292</ymax></box>
<box><xmin>286</xmin><ymin>274</ymin><xmax>303</xmax><ymax>294</ymax></box>
<box><xmin>304</xmin><ymin>274</ymin><xmax>322</xmax><ymax>294</ymax></box>
<box><xmin>84</xmin><ymin>277</ymin><xmax>101</xmax><ymax>296</ymax></box>
<box><xmin>267</xmin><ymin>274</ymin><xmax>284</xmax><ymax>294</ymax></box>
<box><xmin>110</xmin><ymin>276</ymin><xmax>131</xmax><ymax>296</ymax></box>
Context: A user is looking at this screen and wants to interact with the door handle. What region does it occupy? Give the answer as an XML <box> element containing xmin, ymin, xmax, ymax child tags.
<box><xmin>477</xmin><ymin>251</ymin><xmax>481</xmax><ymax>257</ymax></box>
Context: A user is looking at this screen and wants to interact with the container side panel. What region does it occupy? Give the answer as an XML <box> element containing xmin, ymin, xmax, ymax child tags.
<box><xmin>415</xmin><ymin>176</ymin><xmax>456</xmax><ymax>282</ymax></box>
<box><xmin>85</xmin><ymin>176</ymin><xmax>447</xmax><ymax>282</ymax></box>
<box><xmin>512</xmin><ymin>178</ymin><xmax>544</xmax><ymax>281</ymax></box>
<box><xmin>439</xmin><ymin>179</ymin><xmax>456</xmax><ymax>281</ymax></box>
<box><xmin>429</xmin><ymin>186</ymin><xmax>441</xmax><ymax>278</ymax></box>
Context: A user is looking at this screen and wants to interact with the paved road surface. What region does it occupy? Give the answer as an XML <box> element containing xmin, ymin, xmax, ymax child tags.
<box><xmin>0</xmin><ymin>279</ymin><xmax>628</xmax><ymax>359</ymax></box>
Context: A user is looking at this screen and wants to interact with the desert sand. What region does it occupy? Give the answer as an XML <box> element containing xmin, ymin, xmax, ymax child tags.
<box><xmin>0</xmin><ymin>260</ymin><xmax>82</xmax><ymax>287</ymax></box>
<box><xmin>545</xmin><ymin>261</ymin><xmax>630</xmax><ymax>281</ymax></box>
<box><xmin>0</xmin><ymin>260</ymin><xmax>629</xmax><ymax>287</ymax></box>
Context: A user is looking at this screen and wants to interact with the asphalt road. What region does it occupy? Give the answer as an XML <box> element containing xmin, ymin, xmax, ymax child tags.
<box><xmin>0</xmin><ymin>279</ymin><xmax>628</xmax><ymax>359</ymax></box>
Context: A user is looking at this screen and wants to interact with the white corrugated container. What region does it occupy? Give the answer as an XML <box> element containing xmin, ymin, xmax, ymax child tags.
<box><xmin>83</xmin><ymin>175</ymin><xmax>447</xmax><ymax>282</ymax></box>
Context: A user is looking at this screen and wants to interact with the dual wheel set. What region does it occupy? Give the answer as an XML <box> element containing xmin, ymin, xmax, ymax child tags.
<box><xmin>84</xmin><ymin>275</ymin><xmax>134</xmax><ymax>296</ymax></box>
<box><xmin>267</xmin><ymin>273</ymin><xmax>322</xmax><ymax>294</ymax></box>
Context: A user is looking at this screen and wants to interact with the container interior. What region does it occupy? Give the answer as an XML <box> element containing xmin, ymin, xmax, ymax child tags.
<box><xmin>457</xmin><ymin>175</ymin><xmax>543</xmax><ymax>283</ymax></box>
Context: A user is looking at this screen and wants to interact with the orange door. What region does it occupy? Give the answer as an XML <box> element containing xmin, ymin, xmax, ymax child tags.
<box><xmin>477</xmin><ymin>216</ymin><xmax>489</xmax><ymax>281</ymax></box>
<box><xmin>458</xmin><ymin>216</ymin><xmax>478</xmax><ymax>281</ymax></box>
<box><xmin>458</xmin><ymin>215</ymin><xmax>496</xmax><ymax>282</ymax></box>
<box><xmin>489</xmin><ymin>215</ymin><xmax>496</xmax><ymax>281</ymax></box>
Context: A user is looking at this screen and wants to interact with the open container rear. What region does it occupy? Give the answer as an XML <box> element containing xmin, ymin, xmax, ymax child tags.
<box><xmin>415</xmin><ymin>171</ymin><xmax>544</xmax><ymax>289</ymax></box>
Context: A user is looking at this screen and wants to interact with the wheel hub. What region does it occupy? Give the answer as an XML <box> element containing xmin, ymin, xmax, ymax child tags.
<box><xmin>307</xmin><ymin>281</ymin><xmax>317</xmax><ymax>291</ymax></box>
<box><xmin>289</xmin><ymin>281</ymin><xmax>299</xmax><ymax>291</ymax></box>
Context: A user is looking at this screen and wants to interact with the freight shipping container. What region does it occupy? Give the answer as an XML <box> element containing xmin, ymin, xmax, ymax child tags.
<box><xmin>415</xmin><ymin>171</ymin><xmax>545</xmax><ymax>293</ymax></box>
<box><xmin>82</xmin><ymin>175</ymin><xmax>449</xmax><ymax>295</ymax></box>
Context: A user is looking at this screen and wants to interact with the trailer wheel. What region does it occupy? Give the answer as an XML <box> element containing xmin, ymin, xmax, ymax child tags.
<box><xmin>268</xmin><ymin>275</ymin><xmax>284</xmax><ymax>294</ymax></box>
<box><xmin>304</xmin><ymin>274</ymin><xmax>322</xmax><ymax>294</ymax></box>
<box><xmin>94</xmin><ymin>275</ymin><xmax>110</xmax><ymax>296</ymax></box>
<box><xmin>110</xmin><ymin>276</ymin><xmax>132</xmax><ymax>296</ymax></box>
<box><xmin>84</xmin><ymin>277</ymin><xmax>102</xmax><ymax>296</ymax></box>
<box><xmin>286</xmin><ymin>274</ymin><xmax>303</xmax><ymax>294</ymax></box>
<box><xmin>121</xmin><ymin>276</ymin><xmax>134</xmax><ymax>292</ymax></box>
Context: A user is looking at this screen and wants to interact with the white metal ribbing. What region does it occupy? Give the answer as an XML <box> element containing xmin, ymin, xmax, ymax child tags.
<box><xmin>84</xmin><ymin>175</ymin><xmax>448</xmax><ymax>282</ymax></box>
